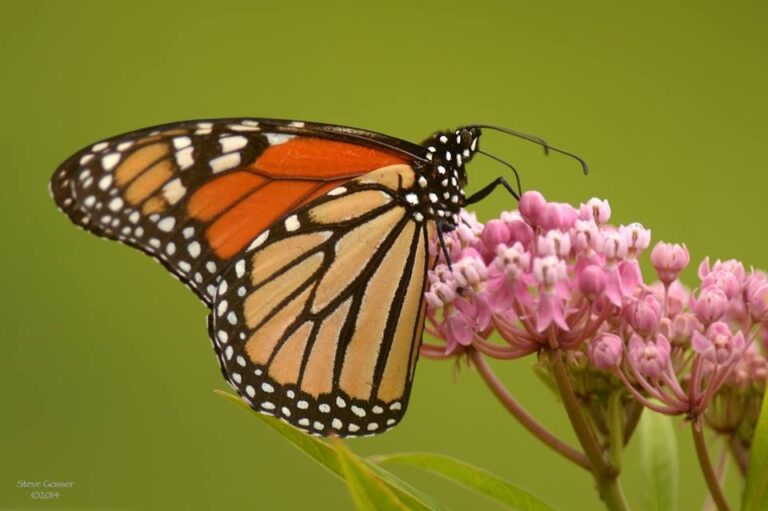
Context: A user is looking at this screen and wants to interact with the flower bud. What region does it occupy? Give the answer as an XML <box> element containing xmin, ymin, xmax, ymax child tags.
<box><xmin>658</xmin><ymin>313</ymin><xmax>699</xmax><ymax>346</ymax></box>
<box><xmin>693</xmin><ymin>287</ymin><xmax>729</xmax><ymax>325</ymax></box>
<box><xmin>589</xmin><ymin>333</ymin><xmax>624</xmax><ymax>369</ymax></box>
<box><xmin>577</xmin><ymin>265</ymin><xmax>606</xmax><ymax>301</ymax></box>
<box><xmin>650</xmin><ymin>242</ymin><xmax>690</xmax><ymax>285</ymax></box>
<box><xmin>624</xmin><ymin>294</ymin><xmax>662</xmax><ymax>337</ymax></box>
<box><xmin>539</xmin><ymin>203</ymin><xmax>564</xmax><ymax>231</ymax></box>
<box><xmin>557</xmin><ymin>203</ymin><xmax>579</xmax><ymax>230</ymax></box>
<box><xmin>519</xmin><ymin>191</ymin><xmax>546</xmax><ymax>227</ymax></box>
<box><xmin>480</xmin><ymin>220</ymin><xmax>510</xmax><ymax>255</ymax></box>
<box><xmin>702</xmin><ymin>270</ymin><xmax>741</xmax><ymax>299</ymax></box>
<box><xmin>501</xmin><ymin>211</ymin><xmax>534</xmax><ymax>247</ymax></box>
<box><xmin>747</xmin><ymin>279</ymin><xmax>768</xmax><ymax>322</ymax></box>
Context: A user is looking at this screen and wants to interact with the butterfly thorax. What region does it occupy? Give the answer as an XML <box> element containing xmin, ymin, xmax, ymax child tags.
<box><xmin>412</xmin><ymin>127</ymin><xmax>480</xmax><ymax>225</ymax></box>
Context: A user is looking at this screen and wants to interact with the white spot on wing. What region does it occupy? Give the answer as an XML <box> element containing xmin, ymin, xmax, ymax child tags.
<box><xmin>266</xmin><ymin>133</ymin><xmax>295</xmax><ymax>145</ymax></box>
<box><xmin>98</xmin><ymin>175</ymin><xmax>113</xmax><ymax>190</ymax></box>
<box><xmin>219</xmin><ymin>135</ymin><xmax>248</xmax><ymax>152</ymax></box>
<box><xmin>101</xmin><ymin>152</ymin><xmax>120</xmax><ymax>171</ymax></box>
<box><xmin>210</xmin><ymin>152</ymin><xmax>241</xmax><ymax>173</ymax></box>
<box><xmin>284</xmin><ymin>215</ymin><xmax>300</xmax><ymax>232</ymax></box>
<box><xmin>247</xmin><ymin>230</ymin><xmax>269</xmax><ymax>252</ymax></box>
<box><xmin>173</xmin><ymin>136</ymin><xmax>191</xmax><ymax>150</ymax></box>
<box><xmin>157</xmin><ymin>217</ymin><xmax>176</xmax><ymax>232</ymax></box>
<box><xmin>328</xmin><ymin>186</ymin><xmax>347</xmax><ymax>196</ymax></box>
<box><xmin>176</xmin><ymin>147</ymin><xmax>194</xmax><ymax>170</ymax></box>
<box><xmin>162</xmin><ymin>178</ymin><xmax>186</xmax><ymax>205</ymax></box>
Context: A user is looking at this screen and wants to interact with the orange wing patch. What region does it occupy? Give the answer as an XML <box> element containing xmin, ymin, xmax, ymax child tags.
<box><xmin>253</xmin><ymin>138</ymin><xmax>408</xmax><ymax>178</ymax></box>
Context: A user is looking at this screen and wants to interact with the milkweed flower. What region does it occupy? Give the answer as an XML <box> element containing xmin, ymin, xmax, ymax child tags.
<box><xmin>423</xmin><ymin>190</ymin><xmax>766</xmax><ymax>433</ymax></box>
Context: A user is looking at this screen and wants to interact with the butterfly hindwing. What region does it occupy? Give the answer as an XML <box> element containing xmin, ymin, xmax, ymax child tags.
<box><xmin>50</xmin><ymin>119</ymin><xmax>412</xmax><ymax>305</ymax></box>
<box><xmin>210</xmin><ymin>164</ymin><xmax>431</xmax><ymax>436</ymax></box>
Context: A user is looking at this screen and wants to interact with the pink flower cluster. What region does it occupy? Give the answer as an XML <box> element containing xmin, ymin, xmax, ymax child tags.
<box><xmin>424</xmin><ymin>191</ymin><xmax>768</xmax><ymax>419</ymax></box>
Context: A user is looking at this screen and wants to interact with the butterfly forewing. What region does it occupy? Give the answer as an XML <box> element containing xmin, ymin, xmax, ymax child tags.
<box><xmin>210</xmin><ymin>164</ymin><xmax>431</xmax><ymax>436</ymax></box>
<box><xmin>50</xmin><ymin>119</ymin><xmax>410</xmax><ymax>304</ymax></box>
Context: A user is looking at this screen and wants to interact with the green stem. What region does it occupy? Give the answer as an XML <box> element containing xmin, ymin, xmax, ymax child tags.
<box><xmin>549</xmin><ymin>350</ymin><xmax>630</xmax><ymax>511</ymax></box>
<box><xmin>607</xmin><ymin>391</ymin><xmax>624</xmax><ymax>472</ymax></box>
<box><xmin>692</xmin><ymin>421</ymin><xmax>731</xmax><ymax>511</ymax></box>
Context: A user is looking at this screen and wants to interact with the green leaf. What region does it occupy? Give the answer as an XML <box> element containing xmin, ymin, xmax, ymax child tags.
<box><xmin>335</xmin><ymin>439</ymin><xmax>410</xmax><ymax>510</ymax></box>
<box><xmin>372</xmin><ymin>452</ymin><xmax>557</xmax><ymax>511</ymax></box>
<box><xmin>638</xmin><ymin>410</ymin><xmax>678</xmax><ymax>511</ymax></box>
<box><xmin>742</xmin><ymin>394</ymin><xmax>768</xmax><ymax>511</ymax></box>
<box><xmin>214</xmin><ymin>390</ymin><xmax>443</xmax><ymax>511</ymax></box>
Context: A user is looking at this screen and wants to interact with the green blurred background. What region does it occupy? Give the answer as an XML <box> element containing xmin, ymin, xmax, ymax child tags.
<box><xmin>2</xmin><ymin>1</ymin><xmax>767</xmax><ymax>509</ymax></box>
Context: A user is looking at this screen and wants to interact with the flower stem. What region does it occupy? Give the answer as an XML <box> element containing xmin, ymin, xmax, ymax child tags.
<box><xmin>549</xmin><ymin>350</ymin><xmax>630</xmax><ymax>511</ymax></box>
<box><xmin>692</xmin><ymin>420</ymin><xmax>732</xmax><ymax>511</ymax></box>
<box><xmin>470</xmin><ymin>349</ymin><xmax>592</xmax><ymax>471</ymax></box>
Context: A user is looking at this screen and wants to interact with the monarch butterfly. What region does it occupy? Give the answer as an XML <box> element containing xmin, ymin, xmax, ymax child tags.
<box><xmin>50</xmin><ymin>118</ymin><xmax>585</xmax><ymax>437</ymax></box>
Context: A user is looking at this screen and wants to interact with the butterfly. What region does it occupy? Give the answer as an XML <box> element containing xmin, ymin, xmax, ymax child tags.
<box><xmin>50</xmin><ymin>118</ymin><xmax>585</xmax><ymax>437</ymax></box>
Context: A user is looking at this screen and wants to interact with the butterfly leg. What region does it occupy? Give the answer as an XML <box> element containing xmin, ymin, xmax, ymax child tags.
<box><xmin>464</xmin><ymin>177</ymin><xmax>520</xmax><ymax>204</ymax></box>
<box><xmin>435</xmin><ymin>220</ymin><xmax>457</xmax><ymax>270</ymax></box>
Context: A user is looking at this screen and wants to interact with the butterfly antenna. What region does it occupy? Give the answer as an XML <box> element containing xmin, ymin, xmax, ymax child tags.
<box><xmin>467</xmin><ymin>124</ymin><xmax>589</xmax><ymax>175</ymax></box>
<box><xmin>477</xmin><ymin>149</ymin><xmax>523</xmax><ymax>197</ymax></box>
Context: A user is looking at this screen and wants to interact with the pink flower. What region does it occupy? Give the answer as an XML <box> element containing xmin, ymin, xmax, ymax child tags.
<box><xmin>487</xmin><ymin>243</ymin><xmax>532</xmax><ymax>309</ymax></box>
<box><xmin>746</xmin><ymin>271</ymin><xmax>768</xmax><ymax>322</ymax></box>
<box><xmin>571</xmin><ymin>220</ymin><xmax>603</xmax><ymax>254</ymax></box>
<box><xmin>658</xmin><ymin>313</ymin><xmax>699</xmax><ymax>346</ymax></box>
<box><xmin>619</xmin><ymin>259</ymin><xmax>643</xmax><ymax>295</ymax></box>
<box><xmin>533</xmin><ymin>256</ymin><xmax>567</xmax><ymax>292</ymax></box>
<box><xmin>691</xmin><ymin>321</ymin><xmax>745</xmax><ymax>366</ymax></box>
<box><xmin>589</xmin><ymin>333</ymin><xmax>624</xmax><ymax>369</ymax></box>
<box><xmin>580</xmin><ymin>198</ymin><xmax>611</xmax><ymax>224</ymax></box>
<box><xmin>537</xmin><ymin>230</ymin><xmax>572</xmax><ymax>259</ymax></box>
<box><xmin>443</xmin><ymin>294</ymin><xmax>493</xmax><ymax>353</ymax></box>
<box><xmin>650</xmin><ymin>242</ymin><xmax>690</xmax><ymax>285</ymax></box>
<box><xmin>621</xmin><ymin>223</ymin><xmax>652</xmax><ymax>256</ymax></box>
<box><xmin>692</xmin><ymin>287</ymin><xmax>729</xmax><ymax>325</ymax></box>
<box><xmin>701</xmin><ymin>270</ymin><xmax>741</xmax><ymax>299</ymax></box>
<box><xmin>501</xmin><ymin>211</ymin><xmax>534</xmax><ymax>247</ymax></box>
<box><xmin>628</xmin><ymin>333</ymin><xmax>671</xmax><ymax>379</ymax></box>
<box><xmin>602</xmin><ymin>230</ymin><xmax>628</xmax><ymax>261</ymax></box>
<box><xmin>556</xmin><ymin>203</ymin><xmax>579</xmax><ymax>231</ymax></box>
<box><xmin>425</xmin><ymin>281</ymin><xmax>457</xmax><ymax>309</ymax></box>
<box><xmin>452</xmin><ymin>251</ymin><xmax>487</xmax><ymax>289</ymax></box>
<box><xmin>533</xmin><ymin>256</ymin><xmax>569</xmax><ymax>331</ymax></box>
<box><xmin>539</xmin><ymin>202</ymin><xmax>567</xmax><ymax>231</ymax></box>
<box><xmin>519</xmin><ymin>191</ymin><xmax>547</xmax><ymax>227</ymax></box>
<box><xmin>698</xmin><ymin>257</ymin><xmax>746</xmax><ymax>283</ymax></box>
<box><xmin>624</xmin><ymin>294</ymin><xmax>662</xmax><ymax>337</ymax></box>
<box><xmin>479</xmin><ymin>220</ymin><xmax>511</xmax><ymax>257</ymax></box>
<box><xmin>577</xmin><ymin>265</ymin><xmax>607</xmax><ymax>301</ymax></box>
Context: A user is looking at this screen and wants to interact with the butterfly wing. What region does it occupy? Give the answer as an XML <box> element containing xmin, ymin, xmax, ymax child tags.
<box><xmin>210</xmin><ymin>164</ymin><xmax>432</xmax><ymax>437</ymax></box>
<box><xmin>50</xmin><ymin>119</ymin><xmax>417</xmax><ymax>305</ymax></box>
